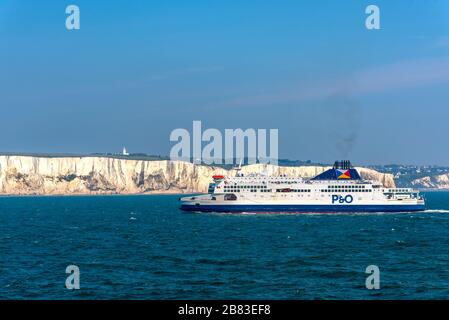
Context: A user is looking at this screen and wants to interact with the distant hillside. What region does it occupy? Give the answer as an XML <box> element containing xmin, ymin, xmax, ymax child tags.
<box><xmin>368</xmin><ymin>164</ymin><xmax>449</xmax><ymax>189</ymax></box>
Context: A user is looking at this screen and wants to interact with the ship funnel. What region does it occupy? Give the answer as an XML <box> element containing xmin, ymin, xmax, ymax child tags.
<box><xmin>333</xmin><ymin>160</ymin><xmax>352</xmax><ymax>170</ymax></box>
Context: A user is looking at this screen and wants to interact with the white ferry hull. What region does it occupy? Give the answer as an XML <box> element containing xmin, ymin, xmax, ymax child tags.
<box><xmin>180</xmin><ymin>200</ymin><xmax>425</xmax><ymax>213</ymax></box>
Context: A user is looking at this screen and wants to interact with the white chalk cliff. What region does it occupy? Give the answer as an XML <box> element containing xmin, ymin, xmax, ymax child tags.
<box><xmin>0</xmin><ymin>156</ymin><xmax>395</xmax><ymax>195</ymax></box>
<box><xmin>411</xmin><ymin>174</ymin><xmax>449</xmax><ymax>189</ymax></box>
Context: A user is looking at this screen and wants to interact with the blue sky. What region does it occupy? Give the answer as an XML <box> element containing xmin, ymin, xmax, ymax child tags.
<box><xmin>1</xmin><ymin>0</ymin><xmax>449</xmax><ymax>165</ymax></box>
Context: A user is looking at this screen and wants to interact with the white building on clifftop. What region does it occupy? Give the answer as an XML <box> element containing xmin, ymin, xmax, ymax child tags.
<box><xmin>122</xmin><ymin>147</ymin><xmax>129</xmax><ymax>156</ymax></box>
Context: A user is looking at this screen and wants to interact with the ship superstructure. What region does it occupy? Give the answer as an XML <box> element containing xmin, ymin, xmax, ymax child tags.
<box><xmin>180</xmin><ymin>161</ymin><xmax>425</xmax><ymax>213</ymax></box>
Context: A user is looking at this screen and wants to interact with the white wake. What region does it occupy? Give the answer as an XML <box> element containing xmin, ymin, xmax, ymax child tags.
<box><xmin>423</xmin><ymin>209</ymin><xmax>449</xmax><ymax>213</ymax></box>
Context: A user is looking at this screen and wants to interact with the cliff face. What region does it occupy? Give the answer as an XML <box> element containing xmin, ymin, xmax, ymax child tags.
<box><xmin>411</xmin><ymin>174</ymin><xmax>449</xmax><ymax>189</ymax></box>
<box><xmin>0</xmin><ymin>156</ymin><xmax>395</xmax><ymax>195</ymax></box>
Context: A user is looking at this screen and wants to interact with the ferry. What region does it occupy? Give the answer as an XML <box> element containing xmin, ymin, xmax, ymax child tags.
<box><xmin>179</xmin><ymin>161</ymin><xmax>425</xmax><ymax>213</ymax></box>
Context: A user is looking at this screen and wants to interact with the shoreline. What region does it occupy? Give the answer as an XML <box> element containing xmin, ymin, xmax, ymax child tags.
<box><xmin>0</xmin><ymin>191</ymin><xmax>201</xmax><ymax>198</ymax></box>
<box><xmin>0</xmin><ymin>189</ymin><xmax>446</xmax><ymax>198</ymax></box>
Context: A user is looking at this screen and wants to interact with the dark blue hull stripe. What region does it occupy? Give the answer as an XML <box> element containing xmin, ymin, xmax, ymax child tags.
<box><xmin>180</xmin><ymin>204</ymin><xmax>426</xmax><ymax>213</ymax></box>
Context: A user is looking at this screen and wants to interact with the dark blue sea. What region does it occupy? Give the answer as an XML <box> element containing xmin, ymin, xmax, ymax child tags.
<box><xmin>1</xmin><ymin>192</ymin><xmax>449</xmax><ymax>299</ymax></box>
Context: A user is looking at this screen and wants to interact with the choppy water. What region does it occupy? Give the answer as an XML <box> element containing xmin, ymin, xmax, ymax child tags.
<box><xmin>1</xmin><ymin>192</ymin><xmax>449</xmax><ymax>299</ymax></box>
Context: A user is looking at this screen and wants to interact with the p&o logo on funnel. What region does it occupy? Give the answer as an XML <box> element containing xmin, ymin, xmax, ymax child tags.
<box><xmin>336</xmin><ymin>169</ymin><xmax>351</xmax><ymax>179</ymax></box>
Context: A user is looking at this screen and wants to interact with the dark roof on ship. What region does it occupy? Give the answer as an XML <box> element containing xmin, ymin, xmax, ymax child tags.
<box><xmin>311</xmin><ymin>160</ymin><xmax>362</xmax><ymax>181</ymax></box>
